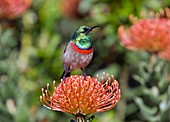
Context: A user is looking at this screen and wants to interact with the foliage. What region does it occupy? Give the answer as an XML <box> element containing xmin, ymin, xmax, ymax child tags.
<box><xmin>0</xmin><ymin>0</ymin><xmax>170</xmax><ymax>122</ymax></box>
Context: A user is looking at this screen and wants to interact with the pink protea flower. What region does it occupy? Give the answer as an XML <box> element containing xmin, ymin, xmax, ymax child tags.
<box><xmin>0</xmin><ymin>0</ymin><xmax>32</xmax><ymax>19</ymax></box>
<box><xmin>60</xmin><ymin>0</ymin><xmax>87</xmax><ymax>19</ymax></box>
<box><xmin>40</xmin><ymin>73</ymin><xmax>121</xmax><ymax>121</ymax></box>
<box><xmin>118</xmin><ymin>8</ymin><xmax>170</xmax><ymax>60</ymax></box>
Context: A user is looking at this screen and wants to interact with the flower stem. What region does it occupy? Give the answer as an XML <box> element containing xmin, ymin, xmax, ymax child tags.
<box><xmin>75</xmin><ymin>114</ymin><xmax>86</xmax><ymax>122</ymax></box>
<box><xmin>76</xmin><ymin>117</ymin><xmax>85</xmax><ymax>122</ymax></box>
<box><xmin>73</xmin><ymin>114</ymin><xmax>95</xmax><ymax>122</ymax></box>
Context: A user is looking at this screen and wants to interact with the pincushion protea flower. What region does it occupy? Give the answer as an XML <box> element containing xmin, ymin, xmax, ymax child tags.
<box><xmin>40</xmin><ymin>73</ymin><xmax>121</xmax><ymax>121</ymax></box>
<box><xmin>118</xmin><ymin>8</ymin><xmax>170</xmax><ymax>60</ymax></box>
<box><xmin>0</xmin><ymin>0</ymin><xmax>32</xmax><ymax>19</ymax></box>
<box><xmin>60</xmin><ymin>0</ymin><xmax>87</xmax><ymax>18</ymax></box>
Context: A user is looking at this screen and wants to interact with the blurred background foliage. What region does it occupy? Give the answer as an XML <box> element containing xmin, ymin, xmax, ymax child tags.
<box><xmin>0</xmin><ymin>0</ymin><xmax>170</xmax><ymax>122</ymax></box>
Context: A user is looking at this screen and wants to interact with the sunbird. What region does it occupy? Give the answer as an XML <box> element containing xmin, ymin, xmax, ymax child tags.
<box><xmin>61</xmin><ymin>25</ymin><xmax>102</xmax><ymax>80</ymax></box>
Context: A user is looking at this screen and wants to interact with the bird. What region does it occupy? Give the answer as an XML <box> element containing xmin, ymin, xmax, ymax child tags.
<box><xmin>61</xmin><ymin>25</ymin><xmax>102</xmax><ymax>80</ymax></box>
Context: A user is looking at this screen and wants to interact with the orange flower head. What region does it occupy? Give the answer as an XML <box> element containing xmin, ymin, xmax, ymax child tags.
<box><xmin>40</xmin><ymin>73</ymin><xmax>121</xmax><ymax>116</ymax></box>
<box><xmin>0</xmin><ymin>0</ymin><xmax>32</xmax><ymax>19</ymax></box>
<box><xmin>118</xmin><ymin>8</ymin><xmax>170</xmax><ymax>60</ymax></box>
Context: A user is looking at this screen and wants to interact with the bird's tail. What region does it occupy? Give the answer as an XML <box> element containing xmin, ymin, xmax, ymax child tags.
<box><xmin>61</xmin><ymin>70</ymin><xmax>71</xmax><ymax>80</ymax></box>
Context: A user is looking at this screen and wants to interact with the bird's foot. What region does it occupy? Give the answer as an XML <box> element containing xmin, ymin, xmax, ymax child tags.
<box><xmin>84</xmin><ymin>75</ymin><xmax>86</xmax><ymax>80</ymax></box>
<box><xmin>81</xmin><ymin>68</ymin><xmax>87</xmax><ymax>80</ymax></box>
<box><xmin>62</xmin><ymin>77</ymin><xmax>66</xmax><ymax>81</ymax></box>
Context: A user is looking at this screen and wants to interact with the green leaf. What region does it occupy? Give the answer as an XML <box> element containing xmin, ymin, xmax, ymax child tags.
<box><xmin>134</xmin><ymin>97</ymin><xmax>160</xmax><ymax>121</ymax></box>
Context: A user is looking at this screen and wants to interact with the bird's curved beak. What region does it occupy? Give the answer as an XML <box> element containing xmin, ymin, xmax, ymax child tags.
<box><xmin>86</xmin><ymin>26</ymin><xmax>103</xmax><ymax>34</ymax></box>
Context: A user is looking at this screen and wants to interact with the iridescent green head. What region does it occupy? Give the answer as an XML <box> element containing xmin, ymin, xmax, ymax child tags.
<box><xmin>71</xmin><ymin>25</ymin><xmax>101</xmax><ymax>49</ymax></box>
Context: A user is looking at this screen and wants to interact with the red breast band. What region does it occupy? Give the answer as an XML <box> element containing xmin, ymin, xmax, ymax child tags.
<box><xmin>71</xmin><ymin>42</ymin><xmax>93</xmax><ymax>54</ymax></box>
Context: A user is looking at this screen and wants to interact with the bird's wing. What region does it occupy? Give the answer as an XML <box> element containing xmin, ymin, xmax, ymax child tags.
<box><xmin>63</xmin><ymin>42</ymin><xmax>69</xmax><ymax>54</ymax></box>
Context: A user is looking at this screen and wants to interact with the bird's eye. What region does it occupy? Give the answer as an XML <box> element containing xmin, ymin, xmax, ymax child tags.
<box><xmin>84</xmin><ymin>28</ymin><xmax>89</xmax><ymax>32</ymax></box>
<box><xmin>81</xmin><ymin>28</ymin><xmax>89</xmax><ymax>33</ymax></box>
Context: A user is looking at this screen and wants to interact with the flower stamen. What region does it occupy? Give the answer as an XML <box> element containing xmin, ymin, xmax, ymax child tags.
<box><xmin>40</xmin><ymin>74</ymin><xmax>121</xmax><ymax>116</ymax></box>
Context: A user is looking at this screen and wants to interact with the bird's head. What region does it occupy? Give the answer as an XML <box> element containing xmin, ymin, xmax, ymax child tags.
<box><xmin>71</xmin><ymin>25</ymin><xmax>102</xmax><ymax>49</ymax></box>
